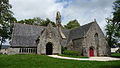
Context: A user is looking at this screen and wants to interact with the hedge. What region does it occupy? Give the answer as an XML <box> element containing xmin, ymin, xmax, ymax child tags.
<box><xmin>63</xmin><ymin>50</ymin><xmax>80</xmax><ymax>56</ymax></box>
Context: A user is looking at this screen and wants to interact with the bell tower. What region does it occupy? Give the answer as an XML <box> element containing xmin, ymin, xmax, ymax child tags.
<box><xmin>56</xmin><ymin>11</ymin><xmax>66</xmax><ymax>39</ymax></box>
<box><xmin>56</xmin><ymin>11</ymin><xmax>61</xmax><ymax>28</ymax></box>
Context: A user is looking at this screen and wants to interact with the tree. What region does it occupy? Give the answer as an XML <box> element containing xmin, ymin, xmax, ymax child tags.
<box><xmin>33</xmin><ymin>17</ymin><xmax>45</xmax><ymax>26</ymax></box>
<box><xmin>0</xmin><ymin>0</ymin><xmax>16</xmax><ymax>49</ymax></box>
<box><xmin>113</xmin><ymin>0</ymin><xmax>120</xmax><ymax>23</ymax></box>
<box><xmin>43</xmin><ymin>18</ymin><xmax>56</xmax><ymax>27</ymax></box>
<box><xmin>105</xmin><ymin>0</ymin><xmax>120</xmax><ymax>47</ymax></box>
<box><xmin>17</xmin><ymin>17</ymin><xmax>56</xmax><ymax>27</ymax></box>
<box><xmin>113</xmin><ymin>0</ymin><xmax>120</xmax><ymax>42</ymax></box>
<box><xmin>34</xmin><ymin>17</ymin><xmax>55</xmax><ymax>26</ymax></box>
<box><xmin>64</xmin><ymin>19</ymin><xmax>80</xmax><ymax>29</ymax></box>
<box><xmin>17</xmin><ymin>18</ymin><xmax>35</xmax><ymax>25</ymax></box>
<box><xmin>105</xmin><ymin>18</ymin><xmax>118</xmax><ymax>47</ymax></box>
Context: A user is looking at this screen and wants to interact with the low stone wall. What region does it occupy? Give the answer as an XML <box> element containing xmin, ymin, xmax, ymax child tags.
<box><xmin>0</xmin><ymin>49</ymin><xmax>8</xmax><ymax>54</ymax></box>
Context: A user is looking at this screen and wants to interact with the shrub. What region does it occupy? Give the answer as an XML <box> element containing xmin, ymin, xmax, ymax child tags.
<box><xmin>61</xmin><ymin>46</ymin><xmax>67</xmax><ymax>54</ymax></box>
<box><xmin>63</xmin><ymin>50</ymin><xmax>80</xmax><ymax>56</ymax></box>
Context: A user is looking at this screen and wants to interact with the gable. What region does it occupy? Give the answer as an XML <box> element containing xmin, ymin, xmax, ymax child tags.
<box><xmin>86</xmin><ymin>22</ymin><xmax>105</xmax><ymax>37</ymax></box>
<box><xmin>40</xmin><ymin>23</ymin><xmax>60</xmax><ymax>39</ymax></box>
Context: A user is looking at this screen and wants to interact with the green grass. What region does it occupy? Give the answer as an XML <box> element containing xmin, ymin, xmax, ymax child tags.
<box><xmin>111</xmin><ymin>53</ymin><xmax>120</xmax><ymax>58</ymax></box>
<box><xmin>59</xmin><ymin>54</ymin><xmax>89</xmax><ymax>58</ymax></box>
<box><xmin>0</xmin><ymin>54</ymin><xmax>120</xmax><ymax>68</ymax></box>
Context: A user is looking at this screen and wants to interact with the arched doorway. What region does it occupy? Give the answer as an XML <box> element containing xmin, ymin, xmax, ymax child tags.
<box><xmin>89</xmin><ymin>47</ymin><xmax>94</xmax><ymax>57</ymax></box>
<box><xmin>46</xmin><ymin>42</ymin><xmax>53</xmax><ymax>55</ymax></box>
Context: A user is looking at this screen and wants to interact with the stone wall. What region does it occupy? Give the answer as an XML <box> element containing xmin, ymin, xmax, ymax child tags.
<box><xmin>7</xmin><ymin>48</ymin><xmax>20</xmax><ymax>55</ymax></box>
<box><xmin>37</xmin><ymin>23</ymin><xmax>61</xmax><ymax>55</ymax></box>
<box><xmin>84</xmin><ymin>22</ymin><xmax>110</xmax><ymax>57</ymax></box>
<box><xmin>66</xmin><ymin>22</ymin><xmax>110</xmax><ymax>57</ymax></box>
<box><xmin>7</xmin><ymin>47</ymin><xmax>37</xmax><ymax>55</ymax></box>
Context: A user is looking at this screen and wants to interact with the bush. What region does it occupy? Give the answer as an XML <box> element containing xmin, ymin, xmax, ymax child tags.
<box><xmin>63</xmin><ymin>50</ymin><xmax>80</xmax><ymax>56</ymax></box>
<box><xmin>61</xmin><ymin>46</ymin><xmax>67</xmax><ymax>54</ymax></box>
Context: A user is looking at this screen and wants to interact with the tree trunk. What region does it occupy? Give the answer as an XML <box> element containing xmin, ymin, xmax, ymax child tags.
<box><xmin>0</xmin><ymin>37</ymin><xmax>3</xmax><ymax>50</ymax></box>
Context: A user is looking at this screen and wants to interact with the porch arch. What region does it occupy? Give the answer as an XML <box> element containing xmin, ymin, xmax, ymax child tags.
<box><xmin>46</xmin><ymin>42</ymin><xmax>53</xmax><ymax>55</ymax></box>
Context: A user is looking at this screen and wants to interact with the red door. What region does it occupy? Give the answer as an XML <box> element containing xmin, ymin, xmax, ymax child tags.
<box><xmin>89</xmin><ymin>48</ymin><xmax>94</xmax><ymax>57</ymax></box>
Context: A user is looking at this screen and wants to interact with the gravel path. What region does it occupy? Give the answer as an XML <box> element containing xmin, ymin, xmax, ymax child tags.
<box><xmin>48</xmin><ymin>55</ymin><xmax>120</xmax><ymax>61</ymax></box>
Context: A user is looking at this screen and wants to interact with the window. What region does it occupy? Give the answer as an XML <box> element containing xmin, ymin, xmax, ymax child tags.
<box><xmin>94</xmin><ymin>33</ymin><xmax>99</xmax><ymax>45</ymax></box>
<box><xmin>19</xmin><ymin>48</ymin><xmax>37</xmax><ymax>54</ymax></box>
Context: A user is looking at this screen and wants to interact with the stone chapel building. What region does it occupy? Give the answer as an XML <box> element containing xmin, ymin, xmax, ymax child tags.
<box><xmin>8</xmin><ymin>12</ymin><xmax>110</xmax><ymax>57</ymax></box>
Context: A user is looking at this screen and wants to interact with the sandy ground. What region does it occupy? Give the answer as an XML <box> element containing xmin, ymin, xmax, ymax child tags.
<box><xmin>48</xmin><ymin>55</ymin><xmax>120</xmax><ymax>61</ymax></box>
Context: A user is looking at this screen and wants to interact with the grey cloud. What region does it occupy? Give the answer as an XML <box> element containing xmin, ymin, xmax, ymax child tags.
<box><xmin>60</xmin><ymin>0</ymin><xmax>114</xmax><ymax>32</ymax></box>
<box><xmin>9</xmin><ymin>0</ymin><xmax>114</xmax><ymax>31</ymax></box>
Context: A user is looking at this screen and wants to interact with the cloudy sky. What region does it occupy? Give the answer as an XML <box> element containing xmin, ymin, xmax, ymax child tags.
<box><xmin>9</xmin><ymin>0</ymin><xmax>115</xmax><ymax>31</ymax></box>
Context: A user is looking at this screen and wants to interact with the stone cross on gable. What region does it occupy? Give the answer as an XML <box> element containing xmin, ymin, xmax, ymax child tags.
<box><xmin>56</xmin><ymin>11</ymin><xmax>66</xmax><ymax>39</ymax></box>
<box><xmin>56</xmin><ymin>11</ymin><xmax>61</xmax><ymax>27</ymax></box>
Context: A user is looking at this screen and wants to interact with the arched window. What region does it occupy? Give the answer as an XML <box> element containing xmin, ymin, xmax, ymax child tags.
<box><xmin>94</xmin><ymin>33</ymin><xmax>99</xmax><ymax>56</ymax></box>
<box><xmin>94</xmin><ymin>33</ymin><xmax>99</xmax><ymax>45</ymax></box>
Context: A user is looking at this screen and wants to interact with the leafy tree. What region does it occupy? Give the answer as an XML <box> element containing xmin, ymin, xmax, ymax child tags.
<box><xmin>64</xmin><ymin>19</ymin><xmax>80</xmax><ymax>29</ymax></box>
<box><xmin>113</xmin><ymin>0</ymin><xmax>120</xmax><ymax>23</ymax></box>
<box><xmin>43</xmin><ymin>18</ymin><xmax>56</xmax><ymax>27</ymax></box>
<box><xmin>0</xmin><ymin>0</ymin><xmax>16</xmax><ymax>49</ymax></box>
<box><xmin>17</xmin><ymin>17</ymin><xmax>56</xmax><ymax>27</ymax></box>
<box><xmin>105</xmin><ymin>18</ymin><xmax>118</xmax><ymax>47</ymax></box>
<box><xmin>113</xmin><ymin>0</ymin><xmax>120</xmax><ymax>43</ymax></box>
<box><xmin>17</xmin><ymin>18</ymin><xmax>35</xmax><ymax>25</ymax></box>
<box><xmin>33</xmin><ymin>17</ymin><xmax>45</xmax><ymax>26</ymax></box>
<box><xmin>113</xmin><ymin>0</ymin><xmax>120</xmax><ymax>41</ymax></box>
<box><xmin>105</xmin><ymin>0</ymin><xmax>120</xmax><ymax>47</ymax></box>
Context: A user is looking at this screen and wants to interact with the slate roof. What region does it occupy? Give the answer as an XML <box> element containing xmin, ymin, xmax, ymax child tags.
<box><xmin>61</xmin><ymin>29</ymin><xmax>70</xmax><ymax>46</ymax></box>
<box><xmin>11</xmin><ymin>22</ymin><xmax>94</xmax><ymax>47</ymax></box>
<box><xmin>68</xmin><ymin>22</ymin><xmax>94</xmax><ymax>41</ymax></box>
<box><xmin>11</xmin><ymin>23</ymin><xmax>45</xmax><ymax>47</ymax></box>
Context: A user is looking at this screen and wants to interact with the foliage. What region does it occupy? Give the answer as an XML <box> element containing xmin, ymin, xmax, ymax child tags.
<box><xmin>17</xmin><ymin>17</ymin><xmax>56</xmax><ymax>27</ymax></box>
<box><xmin>64</xmin><ymin>19</ymin><xmax>80</xmax><ymax>29</ymax></box>
<box><xmin>0</xmin><ymin>0</ymin><xmax>16</xmax><ymax>49</ymax></box>
<box><xmin>0</xmin><ymin>54</ymin><xmax>120</xmax><ymax>68</ymax></box>
<box><xmin>111</xmin><ymin>53</ymin><xmax>120</xmax><ymax>58</ymax></box>
<box><xmin>112</xmin><ymin>0</ymin><xmax>120</xmax><ymax>45</ymax></box>
<box><xmin>61</xmin><ymin>46</ymin><xmax>67</xmax><ymax>54</ymax></box>
<box><xmin>105</xmin><ymin>0</ymin><xmax>120</xmax><ymax>47</ymax></box>
<box><xmin>105</xmin><ymin>18</ymin><xmax>118</xmax><ymax>47</ymax></box>
<box><xmin>113</xmin><ymin>0</ymin><xmax>120</xmax><ymax>23</ymax></box>
<box><xmin>17</xmin><ymin>18</ymin><xmax>35</xmax><ymax>25</ymax></box>
<box><xmin>41</xmin><ymin>18</ymin><xmax>56</xmax><ymax>26</ymax></box>
<box><xmin>63</xmin><ymin>50</ymin><xmax>80</xmax><ymax>56</ymax></box>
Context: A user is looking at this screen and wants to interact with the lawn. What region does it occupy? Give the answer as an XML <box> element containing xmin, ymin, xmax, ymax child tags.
<box><xmin>111</xmin><ymin>53</ymin><xmax>120</xmax><ymax>58</ymax></box>
<box><xmin>0</xmin><ymin>54</ymin><xmax>120</xmax><ymax>68</ymax></box>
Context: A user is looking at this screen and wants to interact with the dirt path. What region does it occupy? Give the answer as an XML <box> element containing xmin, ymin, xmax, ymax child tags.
<box><xmin>48</xmin><ymin>55</ymin><xmax>120</xmax><ymax>61</ymax></box>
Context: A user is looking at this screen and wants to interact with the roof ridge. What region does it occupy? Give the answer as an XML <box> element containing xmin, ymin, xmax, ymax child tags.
<box><xmin>81</xmin><ymin>22</ymin><xmax>94</xmax><ymax>27</ymax></box>
<box><xmin>71</xmin><ymin>21</ymin><xmax>94</xmax><ymax>31</ymax></box>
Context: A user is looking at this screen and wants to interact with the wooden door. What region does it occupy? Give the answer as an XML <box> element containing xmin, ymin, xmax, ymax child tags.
<box><xmin>89</xmin><ymin>48</ymin><xmax>94</xmax><ymax>57</ymax></box>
